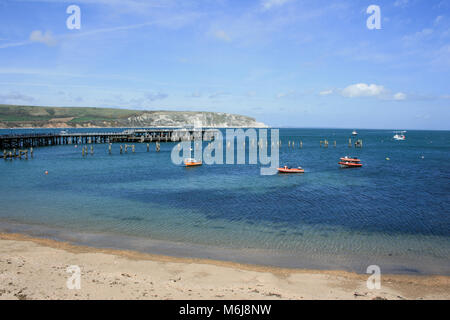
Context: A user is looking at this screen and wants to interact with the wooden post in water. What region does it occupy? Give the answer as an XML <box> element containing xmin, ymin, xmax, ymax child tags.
<box><xmin>132</xmin><ymin>145</ymin><xmax>135</xmax><ymax>153</ymax></box>
<box><xmin>30</xmin><ymin>147</ymin><xmax>33</xmax><ymax>158</ymax></box>
<box><xmin>125</xmin><ymin>144</ymin><xmax>128</xmax><ymax>153</ymax></box>
<box><xmin>120</xmin><ymin>145</ymin><xmax>123</xmax><ymax>154</ymax></box>
<box><xmin>334</xmin><ymin>140</ymin><xmax>336</xmax><ymax>147</ymax></box>
<box><xmin>108</xmin><ymin>143</ymin><xmax>112</xmax><ymax>154</ymax></box>
<box><xmin>156</xmin><ymin>142</ymin><xmax>160</xmax><ymax>152</ymax></box>
<box><xmin>82</xmin><ymin>147</ymin><xmax>85</xmax><ymax>157</ymax></box>
<box><xmin>320</xmin><ymin>141</ymin><xmax>322</xmax><ymax>147</ymax></box>
<box><xmin>147</xmin><ymin>143</ymin><xmax>149</xmax><ymax>152</ymax></box>
<box><xmin>348</xmin><ymin>138</ymin><xmax>352</xmax><ymax>148</ymax></box>
<box><xmin>300</xmin><ymin>141</ymin><xmax>303</xmax><ymax>149</ymax></box>
<box><xmin>3</xmin><ymin>150</ymin><xmax>6</xmax><ymax>159</ymax></box>
<box><xmin>90</xmin><ymin>145</ymin><xmax>94</xmax><ymax>155</ymax></box>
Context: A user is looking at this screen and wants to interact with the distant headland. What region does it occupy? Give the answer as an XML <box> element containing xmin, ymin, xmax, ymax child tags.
<box><xmin>0</xmin><ymin>104</ymin><xmax>267</xmax><ymax>128</ymax></box>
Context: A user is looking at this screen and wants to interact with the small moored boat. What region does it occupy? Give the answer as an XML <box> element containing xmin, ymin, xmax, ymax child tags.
<box><xmin>277</xmin><ymin>166</ymin><xmax>305</xmax><ymax>173</ymax></box>
<box><xmin>338</xmin><ymin>156</ymin><xmax>362</xmax><ymax>168</ymax></box>
<box><xmin>393</xmin><ymin>132</ymin><xmax>406</xmax><ymax>141</ymax></box>
<box><xmin>184</xmin><ymin>158</ymin><xmax>202</xmax><ymax>167</ymax></box>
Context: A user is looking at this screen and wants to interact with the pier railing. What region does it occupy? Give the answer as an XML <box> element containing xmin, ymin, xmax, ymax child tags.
<box><xmin>0</xmin><ymin>129</ymin><xmax>211</xmax><ymax>150</ymax></box>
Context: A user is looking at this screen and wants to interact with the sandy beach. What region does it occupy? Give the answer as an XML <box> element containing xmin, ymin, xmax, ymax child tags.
<box><xmin>0</xmin><ymin>232</ymin><xmax>448</xmax><ymax>300</ymax></box>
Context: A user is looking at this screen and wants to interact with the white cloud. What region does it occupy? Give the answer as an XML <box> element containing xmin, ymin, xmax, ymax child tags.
<box><xmin>262</xmin><ymin>0</ymin><xmax>294</xmax><ymax>10</ymax></box>
<box><xmin>394</xmin><ymin>0</ymin><xmax>409</xmax><ymax>8</ymax></box>
<box><xmin>145</xmin><ymin>92</ymin><xmax>168</xmax><ymax>101</ymax></box>
<box><xmin>187</xmin><ymin>92</ymin><xmax>202</xmax><ymax>98</ymax></box>
<box><xmin>319</xmin><ymin>89</ymin><xmax>333</xmax><ymax>95</ymax></box>
<box><xmin>333</xmin><ymin>83</ymin><xmax>408</xmax><ymax>101</ymax></box>
<box><xmin>276</xmin><ymin>90</ymin><xmax>295</xmax><ymax>98</ymax></box>
<box><xmin>29</xmin><ymin>30</ymin><xmax>57</xmax><ymax>46</ymax></box>
<box><xmin>0</xmin><ymin>92</ymin><xmax>35</xmax><ymax>103</ymax></box>
<box><xmin>209</xmin><ymin>91</ymin><xmax>229</xmax><ymax>99</ymax></box>
<box><xmin>434</xmin><ymin>15</ymin><xmax>443</xmax><ymax>25</ymax></box>
<box><xmin>403</xmin><ymin>28</ymin><xmax>433</xmax><ymax>45</ymax></box>
<box><xmin>213</xmin><ymin>30</ymin><xmax>231</xmax><ymax>42</ymax></box>
<box><xmin>393</xmin><ymin>92</ymin><xmax>407</xmax><ymax>100</ymax></box>
<box><xmin>341</xmin><ymin>83</ymin><xmax>386</xmax><ymax>98</ymax></box>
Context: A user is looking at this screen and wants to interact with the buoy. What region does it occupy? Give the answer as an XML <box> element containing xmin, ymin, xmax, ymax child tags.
<box><xmin>386</xmin><ymin>157</ymin><xmax>390</xmax><ymax>161</ymax></box>
<box><xmin>421</xmin><ymin>155</ymin><xmax>424</xmax><ymax>159</ymax></box>
<box><xmin>45</xmin><ymin>170</ymin><xmax>48</xmax><ymax>175</ymax></box>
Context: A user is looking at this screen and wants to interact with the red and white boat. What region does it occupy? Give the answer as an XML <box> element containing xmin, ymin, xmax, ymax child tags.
<box><xmin>277</xmin><ymin>166</ymin><xmax>305</xmax><ymax>173</ymax></box>
<box><xmin>338</xmin><ymin>157</ymin><xmax>362</xmax><ymax>168</ymax></box>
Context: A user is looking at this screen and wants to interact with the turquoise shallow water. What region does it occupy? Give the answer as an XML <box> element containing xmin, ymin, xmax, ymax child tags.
<box><xmin>0</xmin><ymin>128</ymin><xmax>449</xmax><ymax>274</ymax></box>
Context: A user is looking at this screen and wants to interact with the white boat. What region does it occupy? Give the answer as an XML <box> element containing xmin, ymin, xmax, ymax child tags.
<box><xmin>352</xmin><ymin>130</ymin><xmax>358</xmax><ymax>136</ymax></box>
<box><xmin>393</xmin><ymin>131</ymin><xmax>406</xmax><ymax>141</ymax></box>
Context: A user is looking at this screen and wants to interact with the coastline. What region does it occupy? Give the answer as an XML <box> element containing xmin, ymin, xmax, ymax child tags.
<box><xmin>1</xmin><ymin>232</ymin><xmax>449</xmax><ymax>300</ymax></box>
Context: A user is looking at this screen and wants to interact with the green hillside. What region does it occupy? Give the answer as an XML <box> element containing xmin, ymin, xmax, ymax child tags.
<box><xmin>0</xmin><ymin>104</ymin><xmax>267</xmax><ymax>128</ymax></box>
<box><xmin>0</xmin><ymin>104</ymin><xmax>140</xmax><ymax>123</ymax></box>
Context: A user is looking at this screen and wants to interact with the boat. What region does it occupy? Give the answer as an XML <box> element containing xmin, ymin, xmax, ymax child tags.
<box><xmin>338</xmin><ymin>156</ymin><xmax>362</xmax><ymax>168</ymax></box>
<box><xmin>393</xmin><ymin>131</ymin><xmax>406</xmax><ymax>141</ymax></box>
<box><xmin>277</xmin><ymin>166</ymin><xmax>305</xmax><ymax>173</ymax></box>
<box><xmin>184</xmin><ymin>158</ymin><xmax>202</xmax><ymax>167</ymax></box>
<box><xmin>352</xmin><ymin>130</ymin><xmax>358</xmax><ymax>136</ymax></box>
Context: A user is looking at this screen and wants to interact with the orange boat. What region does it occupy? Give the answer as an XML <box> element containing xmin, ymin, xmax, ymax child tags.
<box><xmin>277</xmin><ymin>166</ymin><xmax>305</xmax><ymax>173</ymax></box>
<box><xmin>184</xmin><ymin>158</ymin><xmax>202</xmax><ymax>167</ymax></box>
<box><xmin>338</xmin><ymin>156</ymin><xmax>362</xmax><ymax>168</ymax></box>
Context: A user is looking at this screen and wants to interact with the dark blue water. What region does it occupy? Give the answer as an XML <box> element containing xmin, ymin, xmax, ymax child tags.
<box><xmin>0</xmin><ymin>128</ymin><xmax>449</xmax><ymax>274</ymax></box>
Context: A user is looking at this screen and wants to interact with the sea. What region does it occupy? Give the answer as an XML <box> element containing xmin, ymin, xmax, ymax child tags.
<box><xmin>0</xmin><ymin>128</ymin><xmax>449</xmax><ymax>275</ymax></box>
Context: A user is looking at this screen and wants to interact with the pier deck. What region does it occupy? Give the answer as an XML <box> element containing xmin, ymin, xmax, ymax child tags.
<box><xmin>0</xmin><ymin>128</ymin><xmax>210</xmax><ymax>150</ymax></box>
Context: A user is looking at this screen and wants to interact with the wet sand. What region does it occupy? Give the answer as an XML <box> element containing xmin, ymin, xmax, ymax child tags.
<box><xmin>0</xmin><ymin>232</ymin><xmax>449</xmax><ymax>300</ymax></box>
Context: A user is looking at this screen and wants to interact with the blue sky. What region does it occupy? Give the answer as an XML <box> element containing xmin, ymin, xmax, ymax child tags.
<box><xmin>0</xmin><ymin>0</ymin><xmax>449</xmax><ymax>129</ymax></box>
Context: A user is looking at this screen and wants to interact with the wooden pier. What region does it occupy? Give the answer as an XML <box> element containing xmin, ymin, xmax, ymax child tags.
<box><xmin>0</xmin><ymin>128</ymin><xmax>212</xmax><ymax>150</ymax></box>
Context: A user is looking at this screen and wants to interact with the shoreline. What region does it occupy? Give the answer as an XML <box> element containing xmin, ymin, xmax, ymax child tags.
<box><xmin>2</xmin><ymin>220</ymin><xmax>448</xmax><ymax>276</ymax></box>
<box><xmin>1</xmin><ymin>231</ymin><xmax>449</xmax><ymax>300</ymax></box>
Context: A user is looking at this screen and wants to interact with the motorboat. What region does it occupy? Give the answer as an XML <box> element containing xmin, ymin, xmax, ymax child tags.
<box><xmin>184</xmin><ymin>158</ymin><xmax>202</xmax><ymax>167</ymax></box>
<box><xmin>277</xmin><ymin>166</ymin><xmax>305</xmax><ymax>173</ymax></box>
<box><xmin>393</xmin><ymin>132</ymin><xmax>406</xmax><ymax>140</ymax></box>
<box><xmin>338</xmin><ymin>156</ymin><xmax>363</xmax><ymax>168</ymax></box>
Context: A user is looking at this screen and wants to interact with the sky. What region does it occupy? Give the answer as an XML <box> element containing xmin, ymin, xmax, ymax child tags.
<box><xmin>0</xmin><ymin>0</ymin><xmax>449</xmax><ymax>129</ymax></box>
